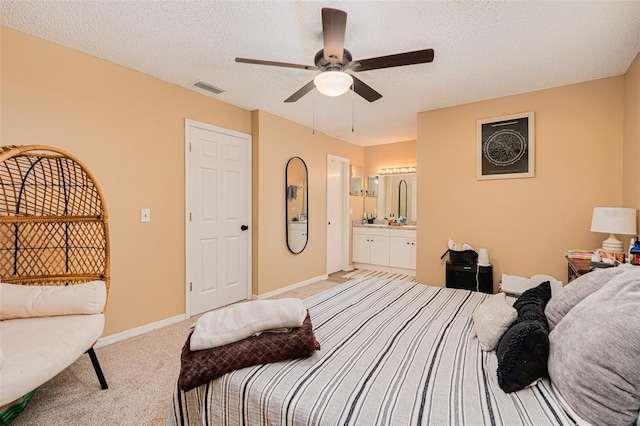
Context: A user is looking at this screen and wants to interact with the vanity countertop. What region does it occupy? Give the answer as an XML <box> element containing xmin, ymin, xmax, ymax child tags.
<box><xmin>353</xmin><ymin>223</ymin><xmax>416</xmax><ymax>231</ymax></box>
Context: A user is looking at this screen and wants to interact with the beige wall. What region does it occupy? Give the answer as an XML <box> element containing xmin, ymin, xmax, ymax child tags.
<box><xmin>623</xmin><ymin>52</ymin><xmax>640</xmax><ymax>213</ymax></box>
<box><xmin>1</xmin><ymin>26</ymin><xmax>364</xmax><ymax>337</ymax></box>
<box><xmin>417</xmin><ymin>77</ymin><xmax>625</xmax><ymax>289</ymax></box>
<box><xmin>1</xmin><ymin>27</ymin><xmax>252</xmax><ymax>336</ymax></box>
<box><xmin>363</xmin><ymin>140</ymin><xmax>416</xmax><ymax>178</ymax></box>
<box><xmin>3</xmin><ymin>24</ymin><xmax>638</xmax><ymax>337</ymax></box>
<box><xmin>251</xmin><ymin>110</ymin><xmax>364</xmax><ymax>295</ymax></box>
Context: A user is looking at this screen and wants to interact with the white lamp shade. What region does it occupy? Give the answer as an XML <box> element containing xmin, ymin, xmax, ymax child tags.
<box><xmin>590</xmin><ymin>207</ymin><xmax>637</xmax><ymax>235</ymax></box>
<box><xmin>590</xmin><ymin>207</ymin><xmax>637</xmax><ymax>252</ymax></box>
<box><xmin>313</xmin><ymin>71</ymin><xmax>353</xmax><ymax>97</ymax></box>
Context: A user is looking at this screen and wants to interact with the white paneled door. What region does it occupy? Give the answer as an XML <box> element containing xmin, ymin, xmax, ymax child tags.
<box><xmin>186</xmin><ymin>120</ymin><xmax>251</xmax><ymax>316</ymax></box>
<box><xmin>326</xmin><ymin>155</ymin><xmax>348</xmax><ymax>274</ymax></box>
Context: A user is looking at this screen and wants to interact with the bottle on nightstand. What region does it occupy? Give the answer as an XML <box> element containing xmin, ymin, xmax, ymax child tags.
<box><xmin>630</xmin><ymin>238</ymin><xmax>640</xmax><ymax>265</ymax></box>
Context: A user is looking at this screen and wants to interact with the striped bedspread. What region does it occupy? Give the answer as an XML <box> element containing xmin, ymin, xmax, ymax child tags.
<box><xmin>168</xmin><ymin>277</ymin><xmax>576</xmax><ymax>426</ymax></box>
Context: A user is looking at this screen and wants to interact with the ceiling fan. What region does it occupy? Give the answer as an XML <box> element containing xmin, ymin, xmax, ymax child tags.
<box><xmin>235</xmin><ymin>8</ymin><xmax>434</xmax><ymax>103</ymax></box>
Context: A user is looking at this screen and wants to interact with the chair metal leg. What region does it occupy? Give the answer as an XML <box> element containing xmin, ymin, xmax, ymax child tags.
<box><xmin>86</xmin><ymin>347</ymin><xmax>108</xmax><ymax>389</ymax></box>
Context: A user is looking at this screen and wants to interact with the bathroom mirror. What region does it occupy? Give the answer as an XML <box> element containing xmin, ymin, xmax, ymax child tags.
<box><xmin>366</xmin><ymin>176</ymin><xmax>379</xmax><ymax>197</ymax></box>
<box><xmin>350</xmin><ymin>165</ymin><xmax>363</xmax><ymax>196</ymax></box>
<box><xmin>398</xmin><ymin>180</ymin><xmax>407</xmax><ymax>218</ymax></box>
<box><xmin>365</xmin><ymin>174</ymin><xmax>417</xmax><ymax>221</ymax></box>
<box><xmin>286</xmin><ymin>157</ymin><xmax>308</xmax><ymax>254</ymax></box>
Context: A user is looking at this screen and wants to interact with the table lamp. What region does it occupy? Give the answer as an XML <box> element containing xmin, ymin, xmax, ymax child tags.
<box><xmin>590</xmin><ymin>207</ymin><xmax>637</xmax><ymax>252</ymax></box>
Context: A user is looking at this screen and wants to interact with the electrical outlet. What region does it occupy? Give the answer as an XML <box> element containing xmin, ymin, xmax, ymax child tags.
<box><xmin>140</xmin><ymin>208</ymin><xmax>151</xmax><ymax>223</ymax></box>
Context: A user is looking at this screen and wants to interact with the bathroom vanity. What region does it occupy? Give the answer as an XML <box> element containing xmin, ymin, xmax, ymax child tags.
<box><xmin>352</xmin><ymin>224</ymin><xmax>417</xmax><ymax>274</ymax></box>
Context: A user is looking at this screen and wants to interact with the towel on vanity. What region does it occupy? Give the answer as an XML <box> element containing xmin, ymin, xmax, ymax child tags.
<box><xmin>190</xmin><ymin>298</ymin><xmax>307</xmax><ymax>351</ymax></box>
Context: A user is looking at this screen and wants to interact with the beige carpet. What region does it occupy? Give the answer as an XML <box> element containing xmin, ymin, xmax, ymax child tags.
<box><xmin>10</xmin><ymin>276</ymin><xmax>344</xmax><ymax>426</ymax></box>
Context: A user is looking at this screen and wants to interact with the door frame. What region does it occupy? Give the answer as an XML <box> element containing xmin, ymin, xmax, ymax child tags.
<box><xmin>184</xmin><ymin>118</ymin><xmax>252</xmax><ymax>317</ymax></box>
<box><xmin>326</xmin><ymin>154</ymin><xmax>350</xmax><ymax>274</ymax></box>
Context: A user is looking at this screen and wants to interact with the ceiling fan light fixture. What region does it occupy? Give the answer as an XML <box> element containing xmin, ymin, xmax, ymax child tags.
<box><xmin>314</xmin><ymin>71</ymin><xmax>353</xmax><ymax>97</ymax></box>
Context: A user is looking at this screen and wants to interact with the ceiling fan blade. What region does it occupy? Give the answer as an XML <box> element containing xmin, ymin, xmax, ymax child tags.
<box><xmin>284</xmin><ymin>80</ymin><xmax>316</xmax><ymax>103</ymax></box>
<box><xmin>350</xmin><ymin>49</ymin><xmax>434</xmax><ymax>72</ymax></box>
<box><xmin>236</xmin><ymin>57</ymin><xmax>318</xmax><ymax>71</ymax></box>
<box><xmin>351</xmin><ymin>75</ymin><xmax>382</xmax><ymax>102</ymax></box>
<box><xmin>322</xmin><ymin>8</ymin><xmax>347</xmax><ymax>63</ymax></box>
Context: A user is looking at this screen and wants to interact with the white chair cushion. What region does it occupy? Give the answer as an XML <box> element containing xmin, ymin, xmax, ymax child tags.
<box><xmin>0</xmin><ymin>281</ymin><xmax>106</xmax><ymax>320</ymax></box>
<box><xmin>0</xmin><ymin>314</ymin><xmax>105</xmax><ymax>406</ymax></box>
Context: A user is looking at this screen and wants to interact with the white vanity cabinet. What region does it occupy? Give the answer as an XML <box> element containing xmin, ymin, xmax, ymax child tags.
<box><xmin>353</xmin><ymin>226</ymin><xmax>416</xmax><ymax>272</ymax></box>
<box><xmin>352</xmin><ymin>227</ymin><xmax>390</xmax><ymax>266</ymax></box>
<box><xmin>389</xmin><ymin>229</ymin><xmax>417</xmax><ymax>269</ymax></box>
<box><xmin>288</xmin><ymin>223</ymin><xmax>307</xmax><ymax>253</ymax></box>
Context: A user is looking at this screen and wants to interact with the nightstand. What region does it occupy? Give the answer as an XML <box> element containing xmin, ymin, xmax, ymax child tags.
<box><xmin>446</xmin><ymin>262</ymin><xmax>493</xmax><ymax>293</ymax></box>
<box><xmin>566</xmin><ymin>257</ymin><xmax>592</xmax><ymax>282</ymax></box>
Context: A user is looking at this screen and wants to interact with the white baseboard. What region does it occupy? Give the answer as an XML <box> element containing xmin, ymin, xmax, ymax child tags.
<box><xmin>252</xmin><ymin>274</ymin><xmax>328</xmax><ymax>300</ymax></box>
<box><xmin>95</xmin><ymin>314</ymin><xmax>187</xmax><ymax>348</ymax></box>
<box><xmin>97</xmin><ymin>274</ymin><xmax>331</xmax><ymax>347</ymax></box>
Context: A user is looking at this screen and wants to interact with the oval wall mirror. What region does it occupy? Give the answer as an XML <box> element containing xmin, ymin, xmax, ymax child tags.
<box><xmin>398</xmin><ymin>179</ymin><xmax>408</xmax><ymax>218</ymax></box>
<box><xmin>286</xmin><ymin>157</ymin><xmax>308</xmax><ymax>254</ymax></box>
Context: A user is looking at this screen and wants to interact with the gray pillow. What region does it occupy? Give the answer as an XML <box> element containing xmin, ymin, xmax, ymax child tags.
<box><xmin>544</xmin><ymin>264</ymin><xmax>633</xmax><ymax>330</ymax></box>
<box><xmin>548</xmin><ymin>268</ymin><xmax>640</xmax><ymax>426</ymax></box>
<box><xmin>472</xmin><ymin>292</ymin><xmax>517</xmax><ymax>351</ymax></box>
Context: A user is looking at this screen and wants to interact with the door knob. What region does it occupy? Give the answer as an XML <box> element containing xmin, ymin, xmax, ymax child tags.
<box><xmin>241</xmin><ymin>225</ymin><xmax>249</xmax><ymax>231</ymax></box>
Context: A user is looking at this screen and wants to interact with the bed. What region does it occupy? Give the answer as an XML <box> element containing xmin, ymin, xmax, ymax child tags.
<box><xmin>167</xmin><ymin>276</ymin><xmax>580</xmax><ymax>426</ymax></box>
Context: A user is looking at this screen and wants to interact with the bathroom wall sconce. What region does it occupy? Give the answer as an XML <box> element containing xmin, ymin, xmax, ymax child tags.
<box><xmin>378</xmin><ymin>166</ymin><xmax>417</xmax><ymax>175</ymax></box>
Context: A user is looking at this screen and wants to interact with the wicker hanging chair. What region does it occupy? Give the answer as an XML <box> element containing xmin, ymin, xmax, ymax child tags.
<box><xmin>0</xmin><ymin>145</ymin><xmax>110</xmax><ymax>289</ymax></box>
<box><xmin>0</xmin><ymin>145</ymin><xmax>110</xmax><ymax>418</ymax></box>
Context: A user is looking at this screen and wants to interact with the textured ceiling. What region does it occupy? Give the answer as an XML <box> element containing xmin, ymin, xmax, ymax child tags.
<box><xmin>2</xmin><ymin>1</ymin><xmax>640</xmax><ymax>146</ymax></box>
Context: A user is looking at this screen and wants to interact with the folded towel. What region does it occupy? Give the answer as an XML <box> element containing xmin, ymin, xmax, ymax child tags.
<box><xmin>179</xmin><ymin>312</ymin><xmax>320</xmax><ymax>391</ymax></box>
<box><xmin>190</xmin><ymin>298</ymin><xmax>307</xmax><ymax>351</ymax></box>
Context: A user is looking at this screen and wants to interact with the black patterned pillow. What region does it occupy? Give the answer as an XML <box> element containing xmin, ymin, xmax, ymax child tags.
<box><xmin>512</xmin><ymin>281</ymin><xmax>551</xmax><ymax>323</ymax></box>
<box><xmin>496</xmin><ymin>320</ymin><xmax>549</xmax><ymax>392</ymax></box>
<box><xmin>496</xmin><ymin>281</ymin><xmax>552</xmax><ymax>392</ymax></box>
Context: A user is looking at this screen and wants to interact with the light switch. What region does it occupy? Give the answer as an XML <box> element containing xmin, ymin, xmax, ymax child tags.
<box><xmin>141</xmin><ymin>208</ymin><xmax>151</xmax><ymax>223</ymax></box>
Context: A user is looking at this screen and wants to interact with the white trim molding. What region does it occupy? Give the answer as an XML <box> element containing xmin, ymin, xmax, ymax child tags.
<box><xmin>95</xmin><ymin>314</ymin><xmax>187</xmax><ymax>348</ymax></box>
<box><xmin>252</xmin><ymin>274</ymin><xmax>328</xmax><ymax>300</ymax></box>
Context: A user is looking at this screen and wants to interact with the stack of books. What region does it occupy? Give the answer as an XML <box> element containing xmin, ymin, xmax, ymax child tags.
<box><xmin>565</xmin><ymin>249</ymin><xmax>594</xmax><ymax>260</ymax></box>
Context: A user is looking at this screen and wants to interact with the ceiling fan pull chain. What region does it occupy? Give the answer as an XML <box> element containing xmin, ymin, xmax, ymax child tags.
<box><xmin>312</xmin><ymin>91</ymin><xmax>316</xmax><ymax>135</ymax></box>
<box><xmin>351</xmin><ymin>85</ymin><xmax>355</xmax><ymax>133</ymax></box>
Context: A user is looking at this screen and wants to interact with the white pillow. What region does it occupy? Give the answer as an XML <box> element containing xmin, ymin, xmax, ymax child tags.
<box><xmin>0</xmin><ymin>281</ymin><xmax>106</xmax><ymax>320</ymax></box>
<box><xmin>501</xmin><ymin>274</ymin><xmax>563</xmax><ymax>297</ymax></box>
<box><xmin>472</xmin><ymin>292</ymin><xmax>518</xmax><ymax>351</ymax></box>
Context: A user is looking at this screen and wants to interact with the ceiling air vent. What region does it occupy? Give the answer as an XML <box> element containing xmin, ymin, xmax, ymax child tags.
<box><xmin>193</xmin><ymin>80</ymin><xmax>225</xmax><ymax>95</ymax></box>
